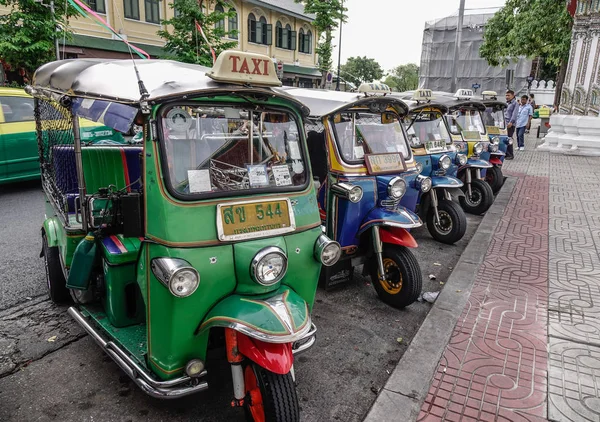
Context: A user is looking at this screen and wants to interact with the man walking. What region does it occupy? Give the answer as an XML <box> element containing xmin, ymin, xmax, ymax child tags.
<box><xmin>516</xmin><ymin>95</ymin><xmax>533</xmax><ymax>151</ymax></box>
<box><xmin>504</xmin><ymin>90</ymin><xmax>519</xmax><ymax>159</ymax></box>
<box><xmin>526</xmin><ymin>94</ymin><xmax>537</xmax><ymax>133</ymax></box>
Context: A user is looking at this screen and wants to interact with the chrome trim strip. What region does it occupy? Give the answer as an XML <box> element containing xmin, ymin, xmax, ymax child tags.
<box><xmin>466</xmin><ymin>164</ymin><xmax>492</xmax><ymax>169</ymax></box>
<box><xmin>68</xmin><ymin>307</ymin><xmax>208</xmax><ymax>399</ymax></box>
<box><xmin>204</xmin><ymin>315</ymin><xmax>314</xmax><ymax>344</ymax></box>
<box><xmin>292</xmin><ymin>323</ymin><xmax>317</xmax><ymax>355</ymax></box>
<box><xmin>432</xmin><ymin>182</ymin><xmax>464</xmax><ymax>189</ymax></box>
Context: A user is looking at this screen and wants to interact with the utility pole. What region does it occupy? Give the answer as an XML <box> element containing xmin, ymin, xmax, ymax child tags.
<box><xmin>450</xmin><ymin>0</ymin><xmax>465</xmax><ymax>93</ymax></box>
<box><xmin>50</xmin><ymin>0</ymin><xmax>60</xmax><ymax>60</ymax></box>
<box><xmin>335</xmin><ymin>0</ymin><xmax>344</xmax><ymax>91</ymax></box>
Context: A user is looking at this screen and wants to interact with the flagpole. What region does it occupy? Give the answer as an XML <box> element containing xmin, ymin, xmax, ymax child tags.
<box><xmin>335</xmin><ymin>0</ymin><xmax>344</xmax><ymax>91</ymax></box>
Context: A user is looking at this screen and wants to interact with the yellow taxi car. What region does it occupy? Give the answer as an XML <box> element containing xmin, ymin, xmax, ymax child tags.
<box><xmin>0</xmin><ymin>87</ymin><xmax>126</xmax><ymax>184</ymax></box>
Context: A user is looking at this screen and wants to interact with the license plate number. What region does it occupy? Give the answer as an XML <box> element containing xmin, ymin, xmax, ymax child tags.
<box><xmin>216</xmin><ymin>198</ymin><xmax>296</xmax><ymax>241</ymax></box>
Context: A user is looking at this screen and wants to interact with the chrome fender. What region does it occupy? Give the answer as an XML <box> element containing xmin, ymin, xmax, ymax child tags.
<box><xmin>357</xmin><ymin>207</ymin><xmax>422</xmax><ymax>237</ymax></box>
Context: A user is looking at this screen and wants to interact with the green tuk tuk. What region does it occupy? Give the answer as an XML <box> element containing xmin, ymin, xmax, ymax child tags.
<box><xmin>30</xmin><ymin>51</ymin><xmax>340</xmax><ymax>421</ymax></box>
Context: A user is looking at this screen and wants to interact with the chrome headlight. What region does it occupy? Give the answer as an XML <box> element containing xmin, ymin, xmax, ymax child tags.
<box><xmin>388</xmin><ymin>177</ymin><xmax>407</xmax><ymax>199</ymax></box>
<box><xmin>151</xmin><ymin>258</ymin><xmax>200</xmax><ymax>298</ymax></box>
<box><xmin>251</xmin><ymin>247</ymin><xmax>288</xmax><ymax>286</ymax></box>
<box><xmin>474</xmin><ymin>142</ymin><xmax>484</xmax><ymax>155</ymax></box>
<box><xmin>490</xmin><ymin>136</ymin><xmax>500</xmax><ymax>145</ymax></box>
<box><xmin>331</xmin><ymin>182</ymin><xmax>363</xmax><ymax>203</ymax></box>
<box><xmin>439</xmin><ymin>154</ymin><xmax>451</xmax><ymax>170</ymax></box>
<box><xmin>415</xmin><ymin>161</ymin><xmax>424</xmax><ymax>174</ymax></box>
<box><xmin>489</xmin><ymin>143</ymin><xmax>499</xmax><ymax>152</ymax></box>
<box><xmin>456</xmin><ymin>154</ymin><xmax>467</xmax><ymax>166</ymax></box>
<box><xmin>314</xmin><ymin>234</ymin><xmax>342</xmax><ymax>267</ymax></box>
<box><xmin>417</xmin><ymin>175</ymin><xmax>432</xmax><ymax>193</ymax></box>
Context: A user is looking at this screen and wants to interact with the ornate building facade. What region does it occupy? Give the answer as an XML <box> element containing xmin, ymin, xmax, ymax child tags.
<box><xmin>561</xmin><ymin>0</ymin><xmax>600</xmax><ymax>115</ymax></box>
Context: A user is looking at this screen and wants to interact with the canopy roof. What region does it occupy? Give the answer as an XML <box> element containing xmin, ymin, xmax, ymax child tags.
<box><xmin>428</xmin><ymin>92</ymin><xmax>487</xmax><ymax>112</ymax></box>
<box><xmin>400</xmin><ymin>98</ymin><xmax>449</xmax><ymax>114</ymax></box>
<box><xmin>31</xmin><ymin>59</ymin><xmax>309</xmax><ymax>115</ymax></box>
<box><xmin>278</xmin><ymin>87</ymin><xmax>409</xmax><ymax>118</ymax></box>
<box><xmin>478</xmin><ymin>99</ymin><xmax>507</xmax><ymax>110</ymax></box>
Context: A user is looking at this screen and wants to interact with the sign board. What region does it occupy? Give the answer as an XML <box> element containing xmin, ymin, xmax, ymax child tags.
<box><xmin>325</xmin><ymin>71</ymin><xmax>333</xmax><ymax>90</ymax></box>
<box><xmin>207</xmin><ymin>51</ymin><xmax>282</xmax><ymax>87</ymax></box>
<box><xmin>277</xmin><ymin>60</ymin><xmax>284</xmax><ymax>79</ymax></box>
<box><xmin>471</xmin><ymin>83</ymin><xmax>481</xmax><ymax>92</ymax></box>
<box><xmin>358</xmin><ymin>83</ymin><xmax>391</xmax><ymax>95</ymax></box>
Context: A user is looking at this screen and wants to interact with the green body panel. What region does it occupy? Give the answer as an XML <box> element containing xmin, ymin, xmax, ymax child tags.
<box><xmin>101</xmin><ymin>235</ymin><xmax>141</xmax><ymax>265</ymax></box>
<box><xmin>198</xmin><ymin>286</ymin><xmax>310</xmax><ymax>337</ymax></box>
<box><xmin>102</xmin><ymin>258</ymin><xmax>145</xmax><ymax>328</ymax></box>
<box><xmin>81</xmin><ymin>148</ymin><xmax>127</xmax><ymax>193</ymax></box>
<box><xmin>66</xmin><ymin>234</ymin><xmax>96</xmax><ymax>290</ymax></box>
<box><xmin>81</xmin><ymin>304</ymin><xmax>147</xmax><ymax>367</ymax></box>
<box><xmin>43</xmin><ymin>216</ymin><xmax>62</xmax><ymax>248</ymax></box>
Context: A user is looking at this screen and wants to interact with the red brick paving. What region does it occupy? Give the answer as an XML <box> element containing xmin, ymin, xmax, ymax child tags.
<box><xmin>418</xmin><ymin>176</ymin><xmax>549</xmax><ymax>422</ymax></box>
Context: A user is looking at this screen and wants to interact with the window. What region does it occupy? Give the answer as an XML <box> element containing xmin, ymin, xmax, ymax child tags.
<box><xmin>592</xmin><ymin>91</ymin><xmax>599</xmax><ymax>106</ymax></box>
<box><xmin>124</xmin><ymin>0</ymin><xmax>140</xmax><ymax>20</ymax></box>
<box><xmin>276</xmin><ymin>21</ymin><xmax>295</xmax><ymax>50</ymax></box>
<box><xmin>145</xmin><ymin>0</ymin><xmax>160</xmax><ymax>23</ymax></box>
<box><xmin>228</xmin><ymin>8</ymin><xmax>238</xmax><ymax>39</ymax></box>
<box><xmin>86</xmin><ymin>0</ymin><xmax>105</xmax><ymax>13</ymax></box>
<box><xmin>298</xmin><ymin>29</ymin><xmax>312</xmax><ymax>54</ymax></box>
<box><xmin>214</xmin><ymin>4</ymin><xmax>225</xmax><ymax>32</ymax></box>
<box><xmin>0</xmin><ymin>97</ymin><xmax>35</xmax><ymax>123</ymax></box>
<box><xmin>248</xmin><ymin>13</ymin><xmax>272</xmax><ymax>45</ymax></box>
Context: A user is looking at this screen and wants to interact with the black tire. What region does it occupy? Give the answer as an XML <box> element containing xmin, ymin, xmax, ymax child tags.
<box><xmin>369</xmin><ymin>245</ymin><xmax>422</xmax><ymax>309</ymax></box>
<box><xmin>485</xmin><ymin>166</ymin><xmax>504</xmax><ymax>194</ymax></box>
<box><xmin>426</xmin><ymin>199</ymin><xmax>467</xmax><ymax>244</ymax></box>
<box><xmin>243</xmin><ymin>363</ymin><xmax>299</xmax><ymax>422</ymax></box>
<box><xmin>42</xmin><ymin>233</ymin><xmax>70</xmax><ymax>304</ymax></box>
<box><xmin>459</xmin><ymin>179</ymin><xmax>494</xmax><ymax>215</ymax></box>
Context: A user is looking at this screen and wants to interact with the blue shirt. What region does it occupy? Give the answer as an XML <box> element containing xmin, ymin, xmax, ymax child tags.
<box><xmin>505</xmin><ymin>98</ymin><xmax>519</xmax><ymax>125</ymax></box>
<box><xmin>516</xmin><ymin>103</ymin><xmax>533</xmax><ymax>128</ymax></box>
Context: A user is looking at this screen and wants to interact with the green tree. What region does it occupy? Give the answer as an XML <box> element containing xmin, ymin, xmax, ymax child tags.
<box><xmin>159</xmin><ymin>0</ymin><xmax>238</xmax><ymax>66</ymax></box>
<box><xmin>0</xmin><ymin>0</ymin><xmax>76</xmax><ymax>79</ymax></box>
<box><xmin>384</xmin><ymin>63</ymin><xmax>419</xmax><ymax>92</ymax></box>
<box><xmin>340</xmin><ymin>56</ymin><xmax>384</xmax><ymax>86</ymax></box>
<box><xmin>480</xmin><ymin>0</ymin><xmax>572</xmax><ymax>105</ymax></box>
<box><xmin>295</xmin><ymin>0</ymin><xmax>347</xmax><ymax>87</ymax></box>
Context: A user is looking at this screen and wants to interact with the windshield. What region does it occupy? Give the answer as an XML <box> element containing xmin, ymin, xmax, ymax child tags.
<box><xmin>160</xmin><ymin>105</ymin><xmax>306</xmax><ymax>196</ymax></box>
<box><xmin>332</xmin><ymin>111</ymin><xmax>410</xmax><ymax>163</ymax></box>
<box><xmin>404</xmin><ymin>111</ymin><xmax>451</xmax><ymax>147</ymax></box>
<box><xmin>483</xmin><ymin>107</ymin><xmax>506</xmax><ymax>129</ymax></box>
<box><xmin>450</xmin><ymin>109</ymin><xmax>486</xmax><ymax>135</ymax></box>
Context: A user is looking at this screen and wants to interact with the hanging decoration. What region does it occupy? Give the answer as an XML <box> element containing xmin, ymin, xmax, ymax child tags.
<box><xmin>195</xmin><ymin>19</ymin><xmax>216</xmax><ymax>64</ymax></box>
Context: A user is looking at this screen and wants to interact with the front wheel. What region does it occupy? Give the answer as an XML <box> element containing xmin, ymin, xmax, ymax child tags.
<box><xmin>485</xmin><ymin>166</ymin><xmax>504</xmax><ymax>194</ymax></box>
<box><xmin>369</xmin><ymin>245</ymin><xmax>422</xmax><ymax>309</ymax></box>
<box><xmin>243</xmin><ymin>363</ymin><xmax>299</xmax><ymax>422</ymax></box>
<box><xmin>459</xmin><ymin>179</ymin><xmax>494</xmax><ymax>215</ymax></box>
<box><xmin>426</xmin><ymin>199</ymin><xmax>467</xmax><ymax>244</ymax></box>
<box><xmin>42</xmin><ymin>233</ymin><xmax>70</xmax><ymax>304</ymax></box>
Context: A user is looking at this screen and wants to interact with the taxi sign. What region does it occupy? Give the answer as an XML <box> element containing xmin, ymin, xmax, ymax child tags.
<box><xmin>412</xmin><ymin>88</ymin><xmax>434</xmax><ymax>102</ymax></box>
<box><xmin>454</xmin><ymin>89</ymin><xmax>474</xmax><ymax>100</ymax></box>
<box><xmin>207</xmin><ymin>50</ymin><xmax>282</xmax><ymax>87</ymax></box>
<box><xmin>358</xmin><ymin>82</ymin><xmax>391</xmax><ymax>95</ymax></box>
<box><xmin>482</xmin><ymin>90</ymin><xmax>498</xmax><ymax>100</ymax></box>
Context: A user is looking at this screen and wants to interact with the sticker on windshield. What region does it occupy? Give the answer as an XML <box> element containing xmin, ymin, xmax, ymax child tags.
<box><xmin>166</xmin><ymin>108</ymin><xmax>193</xmax><ymax>132</ymax></box>
<box><xmin>247</xmin><ymin>164</ymin><xmax>269</xmax><ymax>188</ymax></box>
<box><xmin>433</xmin><ymin>133</ymin><xmax>442</xmax><ymax>141</ymax></box>
<box><xmin>288</xmin><ymin>141</ymin><xmax>301</xmax><ymax>160</ymax></box>
<box><xmin>407</xmin><ymin>126</ymin><xmax>416</xmax><ymax>135</ymax></box>
<box><xmin>188</xmin><ymin>170</ymin><xmax>212</xmax><ymax>193</ymax></box>
<box><xmin>272</xmin><ymin>165</ymin><xmax>292</xmax><ymax>186</ymax></box>
<box><xmin>353</xmin><ymin>146</ymin><xmax>365</xmax><ymax>159</ymax></box>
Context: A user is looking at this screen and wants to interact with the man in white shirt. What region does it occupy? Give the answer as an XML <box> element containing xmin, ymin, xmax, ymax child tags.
<box><xmin>516</xmin><ymin>95</ymin><xmax>533</xmax><ymax>151</ymax></box>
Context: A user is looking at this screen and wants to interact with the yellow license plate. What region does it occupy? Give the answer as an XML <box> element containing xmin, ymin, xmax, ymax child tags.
<box><xmin>216</xmin><ymin>198</ymin><xmax>296</xmax><ymax>241</ymax></box>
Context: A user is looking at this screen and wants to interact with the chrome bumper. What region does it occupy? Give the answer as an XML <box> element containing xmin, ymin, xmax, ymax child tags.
<box><xmin>292</xmin><ymin>323</ymin><xmax>317</xmax><ymax>355</ymax></box>
<box><xmin>68</xmin><ymin>307</ymin><xmax>208</xmax><ymax>400</ymax></box>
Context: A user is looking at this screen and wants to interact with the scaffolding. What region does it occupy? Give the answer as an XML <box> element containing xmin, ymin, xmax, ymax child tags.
<box><xmin>419</xmin><ymin>11</ymin><xmax>532</xmax><ymax>95</ymax></box>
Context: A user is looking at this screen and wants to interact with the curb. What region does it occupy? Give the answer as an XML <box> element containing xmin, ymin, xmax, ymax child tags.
<box><xmin>363</xmin><ymin>176</ymin><xmax>518</xmax><ymax>422</ymax></box>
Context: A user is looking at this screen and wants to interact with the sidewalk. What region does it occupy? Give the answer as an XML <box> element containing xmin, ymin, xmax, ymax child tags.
<box><xmin>365</xmin><ymin>129</ymin><xmax>600</xmax><ymax>421</ymax></box>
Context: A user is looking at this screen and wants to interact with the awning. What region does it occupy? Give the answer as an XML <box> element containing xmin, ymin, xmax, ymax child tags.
<box><xmin>65</xmin><ymin>34</ymin><xmax>165</xmax><ymax>57</ymax></box>
<box><xmin>283</xmin><ymin>64</ymin><xmax>322</xmax><ymax>78</ymax></box>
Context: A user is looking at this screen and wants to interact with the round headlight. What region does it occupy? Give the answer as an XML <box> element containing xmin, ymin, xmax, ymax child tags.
<box><xmin>489</xmin><ymin>143</ymin><xmax>499</xmax><ymax>152</ymax></box>
<box><xmin>457</xmin><ymin>154</ymin><xmax>467</xmax><ymax>166</ymax></box>
<box><xmin>314</xmin><ymin>234</ymin><xmax>341</xmax><ymax>267</ymax></box>
<box><xmin>474</xmin><ymin>142</ymin><xmax>484</xmax><ymax>155</ymax></box>
<box><xmin>417</xmin><ymin>175</ymin><xmax>432</xmax><ymax>193</ymax></box>
<box><xmin>491</xmin><ymin>136</ymin><xmax>500</xmax><ymax>145</ymax></box>
<box><xmin>439</xmin><ymin>154</ymin><xmax>451</xmax><ymax>170</ymax></box>
<box><xmin>185</xmin><ymin>359</ymin><xmax>206</xmax><ymax>378</ymax></box>
<box><xmin>169</xmin><ymin>268</ymin><xmax>200</xmax><ymax>297</ymax></box>
<box><xmin>388</xmin><ymin>177</ymin><xmax>407</xmax><ymax>199</ymax></box>
<box><xmin>349</xmin><ymin>186</ymin><xmax>363</xmax><ymax>203</ymax></box>
<box><xmin>415</xmin><ymin>162</ymin><xmax>424</xmax><ymax>174</ymax></box>
<box><xmin>251</xmin><ymin>247</ymin><xmax>288</xmax><ymax>286</ymax></box>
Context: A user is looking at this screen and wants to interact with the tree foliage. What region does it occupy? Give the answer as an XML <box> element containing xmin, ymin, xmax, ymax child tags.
<box><xmin>159</xmin><ymin>0</ymin><xmax>238</xmax><ymax>66</ymax></box>
<box><xmin>340</xmin><ymin>56</ymin><xmax>384</xmax><ymax>86</ymax></box>
<box><xmin>0</xmin><ymin>0</ymin><xmax>76</xmax><ymax>78</ymax></box>
<box><xmin>480</xmin><ymin>0</ymin><xmax>572</xmax><ymax>68</ymax></box>
<box><xmin>384</xmin><ymin>64</ymin><xmax>419</xmax><ymax>92</ymax></box>
<box><xmin>296</xmin><ymin>0</ymin><xmax>347</xmax><ymax>86</ymax></box>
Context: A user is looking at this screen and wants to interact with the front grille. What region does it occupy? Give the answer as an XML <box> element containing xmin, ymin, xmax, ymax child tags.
<box><xmin>381</xmin><ymin>198</ymin><xmax>401</xmax><ymax>210</ymax></box>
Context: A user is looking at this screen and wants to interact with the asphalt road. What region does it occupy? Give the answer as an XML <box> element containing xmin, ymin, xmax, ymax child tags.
<box><xmin>0</xmin><ymin>183</ymin><xmax>485</xmax><ymax>422</ymax></box>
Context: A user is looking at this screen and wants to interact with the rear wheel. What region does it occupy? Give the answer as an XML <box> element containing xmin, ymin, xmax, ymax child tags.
<box><xmin>369</xmin><ymin>245</ymin><xmax>422</xmax><ymax>309</ymax></box>
<box><xmin>485</xmin><ymin>166</ymin><xmax>504</xmax><ymax>194</ymax></box>
<box><xmin>459</xmin><ymin>179</ymin><xmax>494</xmax><ymax>215</ymax></box>
<box><xmin>426</xmin><ymin>199</ymin><xmax>467</xmax><ymax>244</ymax></box>
<box><xmin>243</xmin><ymin>363</ymin><xmax>299</xmax><ymax>422</ymax></box>
<box><xmin>42</xmin><ymin>233</ymin><xmax>70</xmax><ymax>304</ymax></box>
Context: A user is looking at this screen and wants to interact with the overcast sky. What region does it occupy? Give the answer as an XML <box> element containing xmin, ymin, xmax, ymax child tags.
<box><xmin>331</xmin><ymin>0</ymin><xmax>507</xmax><ymax>74</ymax></box>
